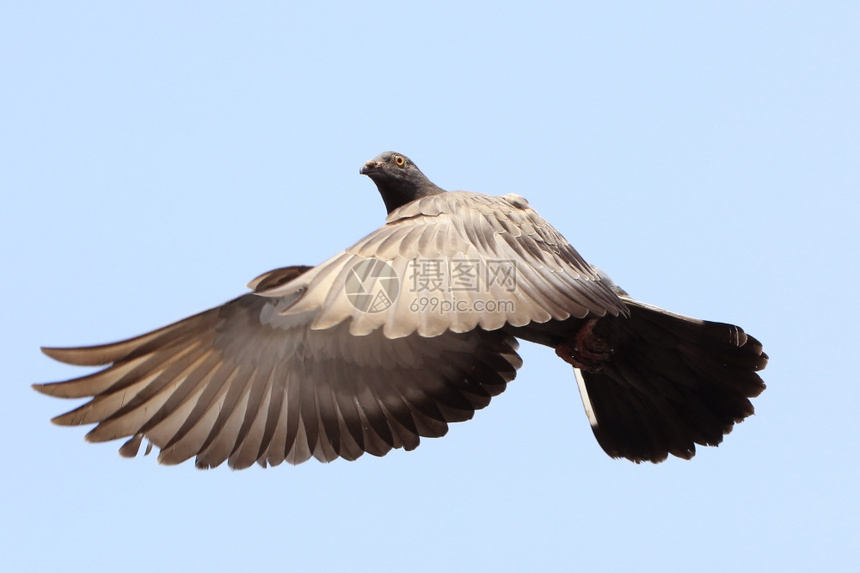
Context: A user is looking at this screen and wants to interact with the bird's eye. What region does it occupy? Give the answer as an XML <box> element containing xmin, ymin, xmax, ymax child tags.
<box><xmin>394</xmin><ymin>155</ymin><xmax>405</xmax><ymax>166</ymax></box>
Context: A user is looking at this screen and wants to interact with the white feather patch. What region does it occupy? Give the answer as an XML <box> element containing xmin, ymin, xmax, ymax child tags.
<box><xmin>574</xmin><ymin>367</ymin><xmax>599</xmax><ymax>428</ymax></box>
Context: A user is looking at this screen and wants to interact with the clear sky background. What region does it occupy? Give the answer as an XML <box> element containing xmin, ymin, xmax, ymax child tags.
<box><xmin>2</xmin><ymin>3</ymin><xmax>858</xmax><ymax>572</ymax></box>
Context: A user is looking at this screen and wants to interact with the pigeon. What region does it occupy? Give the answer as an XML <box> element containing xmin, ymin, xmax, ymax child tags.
<box><xmin>34</xmin><ymin>151</ymin><xmax>767</xmax><ymax>468</ymax></box>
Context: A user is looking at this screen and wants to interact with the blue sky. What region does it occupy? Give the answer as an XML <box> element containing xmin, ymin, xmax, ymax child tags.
<box><xmin>2</xmin><ymin>2</ymin><xmax>858</xmax><ymax>572</ymax></box>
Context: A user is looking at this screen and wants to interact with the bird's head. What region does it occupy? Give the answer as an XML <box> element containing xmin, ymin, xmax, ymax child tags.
<box><xmin>360</xmin><ymin>151</ymin><xmax>445</xmax><ymax>213</ymax></box>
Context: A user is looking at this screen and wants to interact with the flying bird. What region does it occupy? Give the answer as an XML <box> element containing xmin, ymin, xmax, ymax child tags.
<box><xmin>35</xmin><ymin>151</ymin><xmax>767</xmax><ymax>468</ymax></box>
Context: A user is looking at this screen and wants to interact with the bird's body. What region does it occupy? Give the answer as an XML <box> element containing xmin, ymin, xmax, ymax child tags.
<box><xmin>35</xmin><ymin>151</ymin><xmax>767</xmax><ymax>468</ymax></box>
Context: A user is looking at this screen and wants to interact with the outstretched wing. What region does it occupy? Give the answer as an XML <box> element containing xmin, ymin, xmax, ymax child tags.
<box><xmin>35</xmin><ymin>270</ymin><xmax>521</xmax><ymax>469</ymax></box>
<box><xmin>258</xmin><ymin>192</ymin><xmax>628</xmax><ymax>339</ymax></box>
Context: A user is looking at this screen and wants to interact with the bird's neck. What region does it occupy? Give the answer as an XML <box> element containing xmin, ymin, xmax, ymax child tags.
<box><xmin>375</xmin><ymin>178</ymin><xmax>446</xmax><ymax>214</ymax></box>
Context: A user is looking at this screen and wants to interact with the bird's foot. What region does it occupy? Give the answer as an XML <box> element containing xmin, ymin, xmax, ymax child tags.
<box><xmin>555</xmin><ymin>317</ymin><xmax>611</xmax><ymax>372</ymax></box>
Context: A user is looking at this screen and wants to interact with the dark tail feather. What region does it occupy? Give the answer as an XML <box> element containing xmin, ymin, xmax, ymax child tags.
<box><xmin>580</xmin><ymin>299</ymin><xmax>766</xmax><ymax>462</ymax></box>
<box><xmin>507</xmin><ymin>298</ymin><xmax>767</xmax><ymax>463</ymax></box>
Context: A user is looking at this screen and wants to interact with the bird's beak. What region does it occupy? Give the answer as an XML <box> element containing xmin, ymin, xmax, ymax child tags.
<box><xmin>360</xmin><ymin>160</ymin><xmax>380</xmax><ymax>175</ymax></box>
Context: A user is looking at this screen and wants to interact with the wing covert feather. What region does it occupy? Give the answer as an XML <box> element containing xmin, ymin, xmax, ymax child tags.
<box><xmin>257</xmin><ymin>192</ymin><xmax>626</xmax><ymax>339</ymax></box>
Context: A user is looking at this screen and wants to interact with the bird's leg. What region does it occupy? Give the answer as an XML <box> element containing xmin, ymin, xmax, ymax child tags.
<box><xmin>555</xmin><ymin>317</ymin><xmax>611</xmax><ymax>372</ymax></box>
